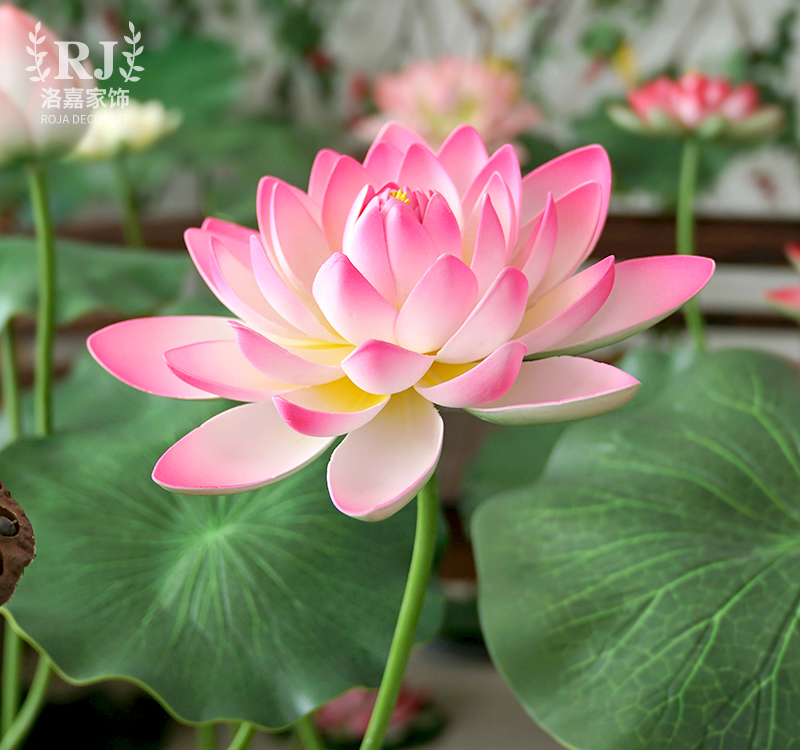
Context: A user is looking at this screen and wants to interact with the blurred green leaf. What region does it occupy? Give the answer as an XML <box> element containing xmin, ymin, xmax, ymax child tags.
<box><xmin>0</xmin><ymin>237</ymin><xmax>191</xmax><ymax>329</ymax></box>
<box><xmin>580</xmin><ymin>22</ymin><xmax>625</xmax><ymax>60</ymax></box>
<box><xmin>105</xmin><ymin>36</ymin><xmax>241</xmax><ymax>121</ymax></box>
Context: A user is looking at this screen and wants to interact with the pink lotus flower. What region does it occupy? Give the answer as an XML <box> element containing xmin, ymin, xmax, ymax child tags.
<box><xmin>314</xmin><ymin>686</ymin><xmax>438</xmax><ymax>746</ymax></box>
<box><xmin>764</xmin><ymin>243</ymin><xmax>800</xmax><ymax>319</ymax></box>
<box><xmin>608</xmin><ymin>72</ymin><xmax>783</xmax><ymax>140</ymax></box>
<box><xmin>88</xmin><ymin>123</ymin><xmax>714</xmax><ymax>521</ymax></box>
<box><xmin>0</xmin><ymin>4</ymin><xmax>90</xmax><ymax>165</ymax></box>
<box><xmin>355</xmin><ymin>56</ymin><xmax>540</xmax><ymax>151</ymax></box>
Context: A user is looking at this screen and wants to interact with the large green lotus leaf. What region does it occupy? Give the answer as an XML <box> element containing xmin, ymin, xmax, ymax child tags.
<box><xmin>0</xmin><ymin>237</ymin><xmax>191</xmax><ymax>329</ymax></box>
<box><xmin>1</xmin><ymin>356</ymin><xmax>443</xmax><ymax>728</ymax></box>
<box><xmin>473</xmin><ymin>349</ymin><xmax>800</xmax><ymax>750</ymax></box>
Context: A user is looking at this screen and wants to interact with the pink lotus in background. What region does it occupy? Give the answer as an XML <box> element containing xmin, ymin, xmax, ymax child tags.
<box><xmin>608</xmin><ymin>72</ymin><xmax>783</xmax><ymax>140</ymax></box>
<box><xmin>764</xmin><ymin>243</ymin><xmax>800</xmax><ymax>319</ymax></box>
<box><xmin>0</xmin><ymin>4</ymin><xmax>90</xmax><ymax>165</ymax></box>
<box><xmin>88</xmin><ymin>122</ymin><xmax>714</xmax><ymax>521</ymax></box>
<box><xmin>314</xmin><ymin>686</ymin><xmax>439</xmax><ymax>746</ymax></box>
<box><xmin>355</xmin><ymin>56</ymin><xmax>540</xmax><ymax>151</ymax></box>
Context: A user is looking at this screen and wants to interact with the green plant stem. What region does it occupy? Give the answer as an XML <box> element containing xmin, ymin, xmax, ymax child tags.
<box><xmin>294</xmin><ymin>715</ymin><xmax>325</xmax><ymax>750</ymax></box>
<box><xmin>676</xmin><ymin>136</ymin><xmax>706</xmax><ymax>352</ymax></box>
<box><xmin>0</xmin><ymin>653</ymin><xmax>51</xmax><ymax>750</ymax></box>
<box><xmin>113</xmin><ymin>148</ymin><xmax>145</xmax><ymax>248</ymax></box>
<box><xmin>0</xmin><ymin>323</ymin><xmax>21</xmax><ymax>441</ymax></box>
<box><xmin>1</xmin><ymin>628</ymin><xmax>22</xmax><ymax>734</ymax></box>
<box><xmin>225</xmin><ymin>723</ymin><xmax>256</xmax><ymax>750</ymax></box>
<box><xmin>359</xmin><ymin>475</ymin><xmax>439</xmax><ymax>750</ymax></box>
<box><xmin>197</xmin><ymin>724</ymin><xmax>216</xmax><ymax>750</ymax></box>
<box><xmin>26</xmin><ymin>162</ymin><xmax>56</xmax><ymax>437</ymax></box>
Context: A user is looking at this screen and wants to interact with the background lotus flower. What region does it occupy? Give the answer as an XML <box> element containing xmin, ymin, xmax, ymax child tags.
<box><xmin>608</xmin><ymin>72</ymin><xmax>783</xmax><ymax>141</ymax></box>
<box><xmin>355</xmin><ymin>56</ymin><xmax>540</xmax><ymax>151</ymax></box>
<box><xmin>0</xmin><ymin>4</ymin><xmax>90</xmax><ymax>165</ymax></box>
<box><xmin>71</xmin><ymin>99</ymin><xmax>182</xmax><ymax>160</ymax></box>
<box><xmin>88</xmin><ymin>122</ymin><xmax>714</xmax><ymax>521</ymax></box>
<box><xmin>764</xmin><ymin>242</ymin><xmax>800</xmax><ymax>319</ymax></box>
<box><xmin>313</xmin><ymin>686</ymin><xmax>441</xmax><ymax>746</ymax></box>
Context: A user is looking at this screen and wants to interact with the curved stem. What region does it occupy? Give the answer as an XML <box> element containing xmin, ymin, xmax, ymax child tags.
<box><xmin>359</xmin><ymin>475</ymin><xmax>439</xmax><ymax>750</ymax></box>
<box><xmin>0</xmin><ymin>654</ymin><xmax>51</xmax><ymax>750</ymax></box>
<box><xmin>294</xmin><ymin>714</ymin><xmax>324</xmax><ymax>750</ymax></box>
<box><xmin>676</xmin><ymin>137</ymin><xmax>706</xmax><ymax>352</ymax></box>
<box><xmin>197</xmin><ymin>724</ymin><xmax>216</xmax><ymax>750</ymax></box>
<box><xmin>1</xmin><ymin>628</ymin><xmax>22</xmax><ymax>734</ymax></box>
<box><xmin>0</xmin><ymin>321</ymin><xmax>21</xmax><ymax>441</ymax></box>
<box><xmin>225</xmin><ymin>722</ymin><xmax>256</xmax><ymax>750</ymax></box>
<box><xmin>26</xmin><ymin>163</ymin><xmax>56</xmax><ymax>437</ymax></box>
<box><xmin>113</xmin><ymin>149</ymin><xmax>145</xmax><ymax>248</ymax></box>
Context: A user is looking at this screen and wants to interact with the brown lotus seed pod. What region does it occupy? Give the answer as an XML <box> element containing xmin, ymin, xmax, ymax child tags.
<box><xmin>0</xmin><ymin>480</ymin><xmax>35</xmax><ymax>605</ymax></box>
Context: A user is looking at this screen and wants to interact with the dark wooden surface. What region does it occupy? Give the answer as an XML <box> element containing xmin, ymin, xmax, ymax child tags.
<box><xmin>44</xmin><ymin>213</ymin><xmax>800</xmax><ymax>264</ymax></box>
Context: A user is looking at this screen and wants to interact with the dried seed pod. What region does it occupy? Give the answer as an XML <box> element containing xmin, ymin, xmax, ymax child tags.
<box><xmin>0</xmin><ymin>480</ymin><xmax>35</xmax><ymax>605</ymax></box>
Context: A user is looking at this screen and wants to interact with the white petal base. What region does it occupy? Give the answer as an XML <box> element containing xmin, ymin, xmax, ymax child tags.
<box><xmin>327</xmin><ymin>391</ymin><xmax>444</xmax><ymax>521</ymax></box>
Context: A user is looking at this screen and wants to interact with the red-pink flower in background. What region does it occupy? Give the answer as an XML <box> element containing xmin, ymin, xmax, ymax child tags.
<box><xmin>355</xmin><ymin>56</ymin><xmax>540</xmax><ymax>151</ymax></box>
<box><xmin>0</xmin><ymin>4</ymin><xmax>90</xmax><ymax>165</ymax></box>
<box><xmin>764</xmin><ymin>243</ymin><xmax>800</xmax><ymax>319</ymax></box>
<box><xmin>313</xmin><ymin>686</ymin><xmax>439</xmax><ymax>746</ymax></box>
<box><xmin>608</xmin><ymin>72</ymin><xmax>783</xmax><ymax>140</ymax></box>
<box><xmin>88</xmin><ymin>122</ymin><xmax>714</xmax><ymax>521</ymax></box>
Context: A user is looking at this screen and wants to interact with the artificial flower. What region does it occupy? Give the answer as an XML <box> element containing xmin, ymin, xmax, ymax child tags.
<box><xmin>0</xmin><ymin>4</ymin><xmax>90</xmax><ymax>165</ymax></box>
<box><xmin>88</xmin><ymin>123</ymin><xmax>714</xmax><ymax>521</ymax></box>
<box><xmin>355</xmin><ymin>56</ymin><xmax>540</xmax><ymax>151</ymax></box>
<box><xmin>71</xmin><ymin>99</ymin><xmax>181</xmax><ymax>160</ymax></box>
<box><xmin>608</xmin><ymin>72</ymin><xmax>783</xmax><ymax>141</ymax></box>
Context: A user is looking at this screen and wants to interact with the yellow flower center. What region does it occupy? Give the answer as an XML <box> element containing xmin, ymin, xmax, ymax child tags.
<box><xmin>389</xmin><ymin>188</ymin><xmax>409</xmax><ymax>203</ymax></box>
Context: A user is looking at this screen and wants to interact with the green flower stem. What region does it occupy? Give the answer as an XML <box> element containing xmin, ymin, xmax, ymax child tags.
<box><xmin>0</xmin><ymin>323</ymin><xmax>21</xmax><ymax>441</ymax></box>
<box><xmin>359</xmin><ymin>475</ymin><xmax>439</xmax><ymax>750</ymax></box>
<box><xmin>0</xmin><ymin>653</ymin><xmax>51</xmax><ymax>750</ymax></box>
<box><xmin>225</xmin><ymin>723</ymin><xmax>256</xmax><ymax>750</ymax></box>
<box><xmin>197</xmin><ymin>724</ymin><xmax>216</xmax><ymax>750</ymax></box>
<box><xmin>294</xmin><ymin>714</ymin><xmax>325</xmax><ymax>750</ymax></box>
<box><xmin>1</xmin><ymin>629</ymin><xmax>22</xmax><ymax>734</ymax></box>
<box><xmin>676</xmin><ymin>136</ymin><xmax>706</xmax><ymax>352</ymax></box>
<box><xmin>26</xmin><ymin>162</ymin><xmax>56</xmax><ymax>437</ymax></box>
<box><xmin>113</xmin><ymin>148</ymin><xmax>145</xmax><ymax>248</ymax></box>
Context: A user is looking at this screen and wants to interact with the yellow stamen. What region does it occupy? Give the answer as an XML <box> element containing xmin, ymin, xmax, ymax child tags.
<box><xmin>389</xmin><ymin>189</ymin><xmax>409</xmax><ymax>203</ymax></box>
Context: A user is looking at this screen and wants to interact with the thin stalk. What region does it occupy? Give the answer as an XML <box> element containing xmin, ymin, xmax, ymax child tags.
<box><xmin>294</xmin><ymin>714</ymin><xmax>325</xmax><ymax>750</ymax></box>
<box><xmin>0</xmin><ymin>654</ymin><xmax>51</xmax><ymax>750</ymax></box>
<box><xmin>26</xmin><ymin>163</ymin><xmax>57</xmax><ymax>437</ymax></box>
<box><xmin>112</xmin><ymin>148</ymin><xmax>145</xmax><ymax>248</ymax></box>
<box><xmin>359</xmin><ymin>475</ymin><xmax>439</xmax><ymax>750</ymax></box>
<box><xmin>1</xmin><ymin>629</ymin><xmax>22</xmax><ymax>734</ymax></box>
<box><xmin>225</xmin><ymin>723</ymin><xmax>256</xmax><ymax>750</ymax></box>
<box><xmin>0</xmin><ymin>322</ymin><xmax>21</xmax><ymax>441</ymax></box>
<box><xmin>676</xmin><ymin>137</ymin><xmax>706</xmax><ymax>351</ymax></box>
<box><xmin>197</xmin><ymin>724</ymin><xmax>216</xmax><ymax>750</ymax></box>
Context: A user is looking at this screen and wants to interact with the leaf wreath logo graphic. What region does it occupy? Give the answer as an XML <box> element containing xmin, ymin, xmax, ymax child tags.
<box><xmin>25</xmin><ymin>21</ymin><xmax>50</xmax><ymax>82</ymax></box>
<box><xmin>120</xmin><ymin>22</ymin><xmax>143</xmax><ymax>82</ymax></box>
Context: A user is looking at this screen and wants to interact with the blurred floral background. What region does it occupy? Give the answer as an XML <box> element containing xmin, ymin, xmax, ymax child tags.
<box><xmin>2</xmin><ymin>0</ymin><xmax>799</xmax><ymax>236</ymax></box>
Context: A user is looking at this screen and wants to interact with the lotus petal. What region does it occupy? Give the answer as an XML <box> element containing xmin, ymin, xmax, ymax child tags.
<box><xmin>87</xmin><ymin>316</ymin><xmax>235</xmax><ymax>399</ymax></box>
<box><xmin>153</xmin><ymin>402</ymin><xmax>334</xmax><ymax>494</ymax></box>
<box><xmin>467</xmin><ymin>357</ymin><xmax>640</xmax><ymax>425</ymax></box>
<box><xmin>327</xmin><ymin>391</ymin><xmax>443</xmax><ymax>521</ymax></box>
